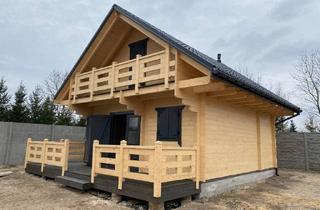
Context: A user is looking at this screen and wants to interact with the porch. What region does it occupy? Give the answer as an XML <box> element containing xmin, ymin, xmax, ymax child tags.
<box><xmin>24</xmin><ymin>138</ymin><xmax>200</xmax><ymax>204</ymax></box>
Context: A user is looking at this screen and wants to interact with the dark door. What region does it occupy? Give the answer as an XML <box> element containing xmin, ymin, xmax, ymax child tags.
<box><xmin>126</xmin><ymin>115</ymin><xmax>141</xmax><ymax>172</ymax></box>
<box><xmin>129</xmin><ymin>39</ymin><xmax>148</xmax><ymax>59</ymax></box>
<box><xmin>85</xmin><ymin>115</ymin><xmax>112</xmax><ymax>166</ymax></box>
<box><xmin>126</xmin><ymin>115</ymin><xmax>141</xmax><ymax>145</ymax></box>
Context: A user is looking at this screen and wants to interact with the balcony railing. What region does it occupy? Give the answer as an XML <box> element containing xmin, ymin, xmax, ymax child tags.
<box><xmin>91</xmin><ymin>140</ymin><xmax>200</xmax><ymax>198</ymax></box>
<box><xmin>70</xmin><ymin>50</ymin><xmax>176</xmax><ymax>103</ymax></box>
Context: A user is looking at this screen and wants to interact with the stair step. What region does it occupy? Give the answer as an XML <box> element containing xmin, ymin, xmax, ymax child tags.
<box><xmin>65</xmin><ymin>171</ymin><xmax>91</xmax><ymax>181</ymax></box>
<box><xmin>55</xmin><ymin>176</ymin><xmax>92</xmax><ymax>191</ymax></box>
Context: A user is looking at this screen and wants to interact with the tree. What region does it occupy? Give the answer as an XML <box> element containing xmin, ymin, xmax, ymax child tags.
<box><xmin>293</xmin><ymin>50</ymin><xmax>320</xmax><ymax>117</ymax></box>
<box><xmin>289</xmin><ymin>120</ymin><xmax>297</xmax><ymax>132</ymax></box>
<box><xmin>305</xmin><ymin>115</ymin><xmax>318</xmax><ymax>132</ymax></box>
<box><xmin>39</xmin><ymin>97</ymin><xmax>55</xmax><ymax>124</ymax></box>
<box><xmin>9</xmin><ymin>83</ymin><xmax>29</xmax><ymax>122</ymax></box>
<box><xmin>0</xmin><ymin>77</ymin><xmax>10</xmax><ymax>121</ymax></box>
<box><xmin>43</xmin><ymin>70</ymin><xmax>74</xmax><ymax>125</ymax></box>
<box><xmin>28</xmin><ymin>86</ymin><xmax>43</xmax><ymax>123</ymax></box>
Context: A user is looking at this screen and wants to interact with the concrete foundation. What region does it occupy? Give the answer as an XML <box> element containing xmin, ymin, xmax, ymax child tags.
<box><xmin>200</xmin><ymin>169</ymin><xmax>276</xmax><ymax>198</ymax></box>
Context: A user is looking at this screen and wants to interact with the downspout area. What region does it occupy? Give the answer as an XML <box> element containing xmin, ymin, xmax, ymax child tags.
<box><xmin>274</xmin><ymin>111</ymin><xmax>301</xmax><ymax>176</ymax></box>
<box><xmin>275</xmin><ymin>112</ymin><xmax>301</xmax><ymax>126</ymax></box>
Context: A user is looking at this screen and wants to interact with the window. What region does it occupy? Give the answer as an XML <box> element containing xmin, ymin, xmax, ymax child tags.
<box><xmin>156</xmin><ymin>106</ymin><xmax>184</xmax><ymax>144</ymax></box>
<box><xmin>128</xmin><ymin>38</ymin><xmax>148</xmax><ymax>59</ymax></box>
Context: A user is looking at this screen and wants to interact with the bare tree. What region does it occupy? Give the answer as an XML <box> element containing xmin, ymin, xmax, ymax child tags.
<box><xmin>43</xmin><ymin>70</ymin><xmax>74</xmax><ymax>125</ymax></box>
<box><xmin>43</xmin><ymin>70</ymin><xmax>68</xmax><ymax>99</ymax></box>
<box><xmin>293</xmin><ymin>50</ymin><xmax>320</xmax><ymax>117</ymax></box>
<box><xmin>236</xmin><ymin>64</ymin><xmax>263</xmax><ymax>85</ymax></box>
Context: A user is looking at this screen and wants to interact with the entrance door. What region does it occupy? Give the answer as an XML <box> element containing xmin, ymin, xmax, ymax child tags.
<box><xmin>85</xmin><ymin>115</ymin><xmax>112</xmax><ymax>166</ymax></box>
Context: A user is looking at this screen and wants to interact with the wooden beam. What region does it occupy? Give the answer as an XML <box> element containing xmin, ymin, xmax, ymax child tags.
<box><xmin>80</xmin><ymin>12</ymin><xmax>118</xmax><ymax>74</ymax></box>
<box><xmin>193</xmin><ymin>81</ymin><xmax>227</xmax><ymax>93</ymax></box>
<box><xmin>179</xmin><ymin>53</ymin><xmax>210</xmax><ymax>76</ymax></box>
<box><xmin>206</xmin><ymin>88</ymin><xmax>239</xmax><ymax>97</ymax></box>
<box><xmin>119</xmin><ymin>14</ymin><xmax>168</xmax><ymax>48</ymax></box>
<box><xmin>178</xmin><ymin>76</ymin><xmax>211</xmax><ymax>89</ymax></box>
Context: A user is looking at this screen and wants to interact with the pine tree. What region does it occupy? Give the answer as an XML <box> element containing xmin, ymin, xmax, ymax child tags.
<box><xmin>9</xmin><ymin>83</ymin><xmax>29</xmax><ymax>122</ymax></box>
<box><xmin>39</xmin><ymin>97</ymin><xmax>55</xmax><ymax>124</ymax></box>
<box><xmin>29</xmin><ymin>86</ymin><xmax>43</xmax><ymax>123</ymax></box>
<box><xmin>289</xmin><ymin>120</ymin><xmax>297</xmax><ymax>132</ymax></box>
<box><xmin>305</xmin><ymin>116</ymin><xmax>318</xmax><ymax>132</ymax></box>
<box><xmin>55</xmin><ymin>106</ymin><xmax>73</xmax><ymax>125</ymax></box>
<box><xmin>0</xmin><ymin>77</ymin><xmax>10</xmax><ymax>121</ymax></box>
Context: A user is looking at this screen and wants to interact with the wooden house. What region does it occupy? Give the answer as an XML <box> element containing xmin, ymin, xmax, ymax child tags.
<box><xmin>24</xmin><ymin>4</ymin><xmax>301</xmax><ymax>209</ymax></box>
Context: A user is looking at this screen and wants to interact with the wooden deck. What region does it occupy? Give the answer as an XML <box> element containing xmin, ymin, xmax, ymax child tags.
<box><xmin>25</xmin><ymin>162</ymin><xmax>199</xmax><ymax>203</ymax></box>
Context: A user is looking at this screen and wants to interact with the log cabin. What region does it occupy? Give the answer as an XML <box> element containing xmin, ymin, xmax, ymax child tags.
<box><xmin>24</xmin><ymin>4</ymin><xmax>301</xmax><ymax>209</ymax></box>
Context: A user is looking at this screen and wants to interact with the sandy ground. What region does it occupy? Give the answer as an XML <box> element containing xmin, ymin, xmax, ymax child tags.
<box><xmin>181</xmin><ymin>169</ymin><xmax>320</xmax><ymax>210</ymax></box>
<box><xmin>0</xmin><ymin>167</ymin><xmax>320</xmax><ymax>210</ymax></box>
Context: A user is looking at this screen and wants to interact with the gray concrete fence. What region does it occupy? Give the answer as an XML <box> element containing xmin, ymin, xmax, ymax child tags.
<box><xmin>277</xmin><ymin>132</ymin><xmax>320</xmax><ymax>171</ymax></box>
<box><xmin>0</xmin><ymin>121</ymin><xmax>85</xmax><ymax>166</ymax></box>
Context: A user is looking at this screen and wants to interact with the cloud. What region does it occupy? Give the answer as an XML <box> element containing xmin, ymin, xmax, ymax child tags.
<box><xmin>0</xmin><ymin>0</ymin><xmax>320</xmax><ymax>128</ymax></box>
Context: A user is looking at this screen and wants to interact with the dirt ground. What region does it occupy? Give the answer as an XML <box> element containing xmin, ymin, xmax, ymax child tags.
<box><xmin>0</xmin><ymin>167</ymin><xmax>320</xmax><ymax>210</ymax></box>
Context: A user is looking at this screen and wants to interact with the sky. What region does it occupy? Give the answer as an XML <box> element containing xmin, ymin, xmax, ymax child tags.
<box><xmin>1</xmin><ymin>0</ymin><xmax>320</xmax><ymax>129</ymax></box>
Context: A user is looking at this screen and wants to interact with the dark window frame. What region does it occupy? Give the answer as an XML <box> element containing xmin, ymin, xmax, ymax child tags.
<box><xmin>155</xmin><ymin>106</ymin><xmax>184</xmax><ymax>146</ymax></box>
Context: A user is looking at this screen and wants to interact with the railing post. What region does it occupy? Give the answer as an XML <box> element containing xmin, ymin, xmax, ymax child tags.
<box><xmin>154</xmin><ymin>141</ymin><xmax>163</xmax><ymax>197</ymax></box>
<box><xmin>164</xmin><ymin>47</ymin><xmax>170</xmax><ymax>89</ymax></box>
<box><xmin>90</xmin><ymin>67</ymin><xmax>96</xmax><ymax>101</ymax></box>
<box><xmin>24</xmin><ymin>138</ymin><xmax>32</xmax><ymax>169</ymax></box>
<box><xmin>62</xmin><ymin>139</ymin><xmax>70</xmax><ymax>176</ymax></box>
<box><xmin>195</xmin><ymin>144</ymin><xmax>200</xmax><ymax>189</ymax></box>
<box><xmin>91</xmin><ymin>140</ymin><xmax>99</xmax><ymax>183</ymax></box>
<box><xmin>73</xmin><ymin>74</ymin><xmax>78</xmax><ymax>103</ymax></box>
<box><xmin>41</xmin><ymin>139</ymin><xmax>48</xmax><ymax>173</ymax></box>
<box><xmin>110</xmin><ymin>61</ymin><xmax>117</xmax><ymax>98</ymax></box>
<box><xmin>135</xmin><ymin>54</ymin><xmax>141</xmax><ymax>94</ymax></box>
<box><xmin>118</xmin><ymin>140</ymin><xmax>127</xmax><ymax>190</ymax></box>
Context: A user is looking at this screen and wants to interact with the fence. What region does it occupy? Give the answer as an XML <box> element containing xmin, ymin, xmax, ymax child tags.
<box><xmin>91</xmin><ymin>140</ymin><xmax>199</xmax><ymax>198</ymax></box>
<box><xmin>277</xmin><ymin>133</ymin><xmax>320</xmax><ymax>171</ymax></box>
<box><xmin>0</xmin><ymin>121</ymin><xmax>85</xmax><ymax>165</ymax></box>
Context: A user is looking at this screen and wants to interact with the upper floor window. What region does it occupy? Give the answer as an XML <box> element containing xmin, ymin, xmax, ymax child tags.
<box><xmin>156</xmin><ymin>106</ymin><xmax>184</xmax><ymax>145</ymax></box>
<box><xmin>128</xmin><ymin>38</ymin><xmax>148</xmax><ymax>59</ymax></box>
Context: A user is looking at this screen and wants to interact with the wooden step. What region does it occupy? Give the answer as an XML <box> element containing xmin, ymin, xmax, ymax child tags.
<box><xmin>65</xmin><ymin>171</ymin><xmax>91</xmax><ymax>181</ymax></box>
<box><xmin>55</xmin><ymin>176</ymin><xmax>92</xmax><ymax>191</ymax></box>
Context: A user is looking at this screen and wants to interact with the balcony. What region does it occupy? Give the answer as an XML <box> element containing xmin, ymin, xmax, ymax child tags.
<box><xmin>69</xmin><ymin>50</ymin><xmax>176</xmax><ymax>104</ymax></box>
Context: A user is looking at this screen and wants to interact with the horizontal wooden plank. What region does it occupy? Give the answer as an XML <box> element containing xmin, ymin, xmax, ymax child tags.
<box><xmin>178</xmin><ymin>76</ymin><xmax>210</xmax><ymax>89</ymax></box>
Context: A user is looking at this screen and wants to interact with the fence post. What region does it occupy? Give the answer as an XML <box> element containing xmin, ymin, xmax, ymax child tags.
<box><xmin>62</xmin><ymin>139</ymin><xmax>70</xmax><ymax>176</ymax></box>
<box><xmin>118</xmin><ymin>140</ymin><xmax>127</xmax><ymax>190</ymax></box>
<box><xmin>154</xmin><ymin>141</ymin><xmax>163</xmax><ymax>198</ymax></box>
<box><xmin>41</xmin><ymin>139</ymin><xmax>49</xmax><ymax>173</ymax></box>
<box><xmin>91</xmin><ymin>140</ymin><xmax>99</xmax><ymax>183</ymax></box>
<box><xmin>24</xmin><ymin>138</ymin><xmax>32</xmax><ymax>168</ymax></box>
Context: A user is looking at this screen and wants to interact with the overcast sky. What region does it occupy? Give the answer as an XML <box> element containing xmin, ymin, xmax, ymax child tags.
<box><xmin>1</xmin><ymin>0</ymin><xmax>320</xmax><ymax>129</ymax></box>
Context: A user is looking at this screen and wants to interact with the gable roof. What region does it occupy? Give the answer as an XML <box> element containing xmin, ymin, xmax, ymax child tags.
<box><xmin>55</xmin><ymin>4</ymin><xmax>301</xmax><ymax>113</ymax></box>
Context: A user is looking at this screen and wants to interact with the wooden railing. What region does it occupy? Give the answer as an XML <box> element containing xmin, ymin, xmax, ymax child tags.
<box><xmin>91</xmin><ymin>140</ymin><xmax>199</xmax><ymax>197</ymax></box>
<box><xmin>24</xmin><ymin>138</ymin><xmax>85</xmax><ymax>176</ymax></box>
<box><xmin>70</xmin><ymin>50</ymin><xmax>176</xmax><ymax>103</ymax></box>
